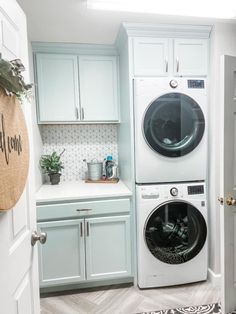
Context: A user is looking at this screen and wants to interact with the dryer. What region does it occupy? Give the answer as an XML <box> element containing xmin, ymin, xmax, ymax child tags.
<box><xmin>134</xmin><ymin>78</ymin><xmax>207</xmax><ymax>183</ymax></box>
<box><xmin>136</xmin><ymin>182</ymin><xmax>208</xmax><ymax>288</ymax></box>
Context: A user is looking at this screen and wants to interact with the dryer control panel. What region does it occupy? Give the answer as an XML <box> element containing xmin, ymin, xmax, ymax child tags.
<box><xmin>187</xmin><ymin>79</ymin><xmax>205</xmax><ymax>89</ymax></box>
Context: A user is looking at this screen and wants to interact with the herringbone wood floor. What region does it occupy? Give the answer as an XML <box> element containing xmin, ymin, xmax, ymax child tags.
<box><xmin>40</xmin><ymin>280</ymin><xmax>220</xmax><ymax>314</ymax></box>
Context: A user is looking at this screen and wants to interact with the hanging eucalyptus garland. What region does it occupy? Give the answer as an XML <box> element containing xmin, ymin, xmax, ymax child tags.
<box><xmin>0</xmin><ymin>54</ymin><xmax>32</xmax><ymax>100</ymax></box>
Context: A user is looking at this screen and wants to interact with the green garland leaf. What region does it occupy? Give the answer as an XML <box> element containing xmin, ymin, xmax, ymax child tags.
<box><xmin>0</xmin><ymin>54</ymin><xmax>33</xmax><ymax>100</ymax></box>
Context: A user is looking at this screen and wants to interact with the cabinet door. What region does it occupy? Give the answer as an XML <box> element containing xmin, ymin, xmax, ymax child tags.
<box><xmin>85</xmin><ymin>215</ymin><xmax>132</xmax><ymax>281</ymax></box>
<box><xmin>0</xmin><ymin>13</ymin><xmax>20</xmax><ymax>60</ymax></box>
<box><xmin>174</xmin><ymin>39</ymin><xmax>208</xmax><ymax>76</ymax></box>
<box><xmin>36</xmin><ymin>53</ymin><xmax>80</xmax><ymax>123</ymax></box>
<box><xmin>79</xmin><ymin>55</ymin><xmax>119</xmax><ymax>122</ymax></box>
<box><xmin>38</xmin><ymin>219</ymin><xmax>85</xmax><ymax>287</ymax></box>
<box><xmin>133</xmin><ymin>37</ymin><xmax>169</xmax><ymax>76</ymax></box>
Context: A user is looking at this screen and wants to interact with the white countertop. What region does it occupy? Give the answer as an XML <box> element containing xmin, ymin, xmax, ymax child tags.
<box><xmin>36</xmin><ymin>180</ymin><xmax>132</xmax><ymax>204</ymax></box>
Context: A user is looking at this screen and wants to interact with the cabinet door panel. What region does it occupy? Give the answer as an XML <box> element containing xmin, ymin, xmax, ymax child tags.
<box><xmin>36</xmin><ymin>54</ymin><xmax>79</xmax><ymax>122</ymax></box>
<box><xmin>0</xmin><ymin>13</ymin><xmax>19</xmax><ymax>60</ymax></box>
<box><xmin>86</xmin><ymin>215</ymin><xmax>131</xmax><ymax>280</ymax></box>
<box><xmin>79</xmin><ymin>56</ymin><xmax>119</xmax><ymax>121</ymax></box>
<box><xmin>174</xmin><ymin>39</ymin><xmax>208</xmax><ymax>76</ymax></box>
<box><xmin>38</xmin><ymin>219</ymin><xmax>85</xmax><ymax>287</ymax></box>
<box><xmin>133</xmin><ymin>38</ymin><xmax>169</xmax><ymax>76</ymax></box>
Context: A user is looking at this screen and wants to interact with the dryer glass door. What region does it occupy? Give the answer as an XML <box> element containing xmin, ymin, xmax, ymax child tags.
<box><xmin>143</xmin><ymin>93</ymin><xmax>205</xmax><ymax>157</ymax></box>
<box><xmin>144</xmin><ymin>201</ymin><xmax>207</xmax><ymax>264</ymax></box>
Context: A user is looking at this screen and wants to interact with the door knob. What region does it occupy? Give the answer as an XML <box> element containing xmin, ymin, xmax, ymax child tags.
<box><xmin>226</xmin><ymin>196</ymin><xmax>236</xmax><ymax>206</ymax></box>
<box><xmin>31</xmin><ymin>230</ymin><xmax>47</xmax><ymax>246</ymax></box>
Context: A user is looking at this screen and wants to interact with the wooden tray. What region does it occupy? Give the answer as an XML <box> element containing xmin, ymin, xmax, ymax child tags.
<box><xmin>85</xmin><ymin>178</ymin><xmax>119</xmax><ymax>184</ymax></box>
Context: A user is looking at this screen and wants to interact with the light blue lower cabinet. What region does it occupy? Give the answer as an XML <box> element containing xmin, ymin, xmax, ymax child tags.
<box><xmin>86</xmin><ymin>215</ymin><xmax>132</xmax><ymax>281</ymax></box>
<box><xmin>37</xmin><ymin>214</ymin><xmax>132</xmax><ymax>288</ymax></box>
<box><xmin>38</xmin><ymin>219</ymin><xmax>86</xmax><ymax>287</ymax></box>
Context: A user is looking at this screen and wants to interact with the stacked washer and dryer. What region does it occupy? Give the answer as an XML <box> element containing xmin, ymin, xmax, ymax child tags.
<box><xmin>134</xmin><ymin>78</ymin><xmax>208</xmax><ymax>288</ymax></box>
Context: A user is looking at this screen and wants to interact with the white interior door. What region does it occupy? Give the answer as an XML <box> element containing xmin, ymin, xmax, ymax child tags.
<box><xmin>220</xmin><ymin>55</ymin><xmax>236</xmax><ymax>314</ymax></box>
<box><xmin>0</xmin><ymin>1</ymin><xmax>41</xmax><ymax>313</ymax></box>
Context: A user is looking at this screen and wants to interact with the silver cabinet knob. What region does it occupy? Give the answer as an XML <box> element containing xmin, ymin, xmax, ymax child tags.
<box><xmin>170</xmin><ymin>187</ymin><xmax>178</xmax><ymax>196</ymax></box>
<box><xmin>31</xmin><ymin>230</ymin><xmax>47</xmax><ymax>246</ymax></box>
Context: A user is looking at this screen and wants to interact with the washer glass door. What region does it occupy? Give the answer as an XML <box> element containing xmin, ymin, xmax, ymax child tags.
<box><xmin>143</xmin><ymin>93</ymin><xmax>205</xmax><ymax>157</ymax></box>
<box><xmin>144</xmin><ymin>201</ymin><xmax>207</xmax><ymax>264</ymax></box>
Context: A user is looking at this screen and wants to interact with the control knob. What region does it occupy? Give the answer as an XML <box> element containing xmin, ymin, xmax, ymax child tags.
<box><xmin>170</xmin><ymin>187</ymin><xmax>178</xmax><ymax>196</ymax></box>
<box><xmin>169</xmin><ymin>79</ymin><xmax>178</xmax><ymax>88</ymax></box>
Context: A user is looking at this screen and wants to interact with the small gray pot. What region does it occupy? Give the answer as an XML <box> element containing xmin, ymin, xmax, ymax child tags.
<box><xmin>49</xmin><ymin>173</ymin><xmax>61</xmax><ymax>185</ymax></box>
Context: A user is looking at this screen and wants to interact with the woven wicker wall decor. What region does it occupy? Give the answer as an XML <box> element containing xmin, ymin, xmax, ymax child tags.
<box><xmin>0</xmin><ymin>88</ymin><xmax>29</xmax><ymax>210</ymax></box>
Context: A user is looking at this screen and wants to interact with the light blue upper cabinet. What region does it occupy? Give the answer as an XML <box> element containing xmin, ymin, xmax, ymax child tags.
<box><xmin>132</xmin><ymin>37</ymin><xmax>208</xmax><ymax>77</ymax></box>
<box><xmin>36</xmin><ymin>53</ymin><xmax>79</xmax><ymax>122</ymax></box>
<box><xmin>174</xmin><ymin>39</ymin><xmax>208</xmax><ymax>76</ymax></box>
<box><xmin>85</xmin><ymin>215</ymin><xmax>131</xmax><ymax>281</ymax></box>
<box><xmin>79</xmin><ymin>56</ymin><xmax>119</xmax><ymax>122</ymax></box>
<box><xmin>35</xmin><ymin>52</ymin><xmax>119</xmax><ymax>123</ymax></box>
<box><xmin>133</xmin><ymin>38</ymin><xmax>169</xmax><ymax>76</ymax></box>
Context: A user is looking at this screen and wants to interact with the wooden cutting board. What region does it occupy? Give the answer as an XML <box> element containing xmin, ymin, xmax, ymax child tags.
<box><xmin>85</xmin><ymin>178</ymin><xmax>119</xmax><ymax>183</ymax></box>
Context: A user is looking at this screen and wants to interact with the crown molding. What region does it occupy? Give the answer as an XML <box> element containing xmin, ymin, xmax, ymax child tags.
<box><xmin>31</xmin><ymin>42</ymin><xmax>118</xmax><ymax>55</ymax></box>
<box><xmin>116</xmin><ymin>22</ymin><xmax>212</xmax><ymax>43</ymax></box>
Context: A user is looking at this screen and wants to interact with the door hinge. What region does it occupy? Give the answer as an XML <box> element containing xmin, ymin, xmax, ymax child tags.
<box><xmin>218</xmin><ymin>197</ymin><xmax>224</xmax><ymax>205</ymax></box>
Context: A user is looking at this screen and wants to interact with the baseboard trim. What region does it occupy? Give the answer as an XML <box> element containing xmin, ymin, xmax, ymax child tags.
<box><xmin>40</xmin><ymin>277</ymin><xmax>134</xmax><ymax>294</ymax></box>
<box><xmin>208</xmin><ymin>268</ymin><xmax>221</xmax><ymax>287</ymax></box>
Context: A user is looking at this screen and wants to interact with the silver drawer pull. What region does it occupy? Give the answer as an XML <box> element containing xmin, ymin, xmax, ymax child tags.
<box><xmin>176</xmin><ymin>57</ymin><xmax>179</xmax><ymax>73</ymax></box>
<box><xmin>76</xmin><ymin>208</ymin><xmax>93</xmax><ymax>212</ymax></box>
<box><xmin>87</xmin><ymin>221</ymin><xmax>89</xmax><ymax>237</ymax></box>
<box><xmin>80</xmin><ymin>222</ymin><xmax>83</xmax><ymax>237</ymax></box>
<box><xmin>165</xmin><ymin>57</ymin><xmax>168</xmax><ymax>73</ymax></box>
<box><xmin>81</xmin><ymin>107</ymin><xmax>85</xmax><ymax>120</ymax></box>
<box><xmin>75</xmin><ymin>107</ymin><xmax>79</xmax><ymax>120</ymax></box>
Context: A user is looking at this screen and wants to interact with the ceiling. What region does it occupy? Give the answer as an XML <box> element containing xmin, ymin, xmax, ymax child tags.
<box><xmin>17</xmin><ymin>0</ymin><xmax>233</xmax><ymax>44</ymax></box>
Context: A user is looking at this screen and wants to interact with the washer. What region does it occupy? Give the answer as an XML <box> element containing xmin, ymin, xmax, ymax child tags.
<box><xmin>136</xmin><ymin>182</ymin><xmax>208</xmax><ymax>288</ymax></box>
<box><xmin>134</xmin><ymin>77</ymin><xmax>207</xmax><ymax>183</ymax></box>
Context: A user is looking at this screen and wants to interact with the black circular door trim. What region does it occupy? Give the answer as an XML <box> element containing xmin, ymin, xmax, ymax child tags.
<box><xmin>142</xmin><ymin>93</ymin><xmax>205</xmax><ymax>157</ymax></box>
<box><xmin>144</xmin><ymin>200</ymin><xmax>207</xmax><ymax>265</ymax></box>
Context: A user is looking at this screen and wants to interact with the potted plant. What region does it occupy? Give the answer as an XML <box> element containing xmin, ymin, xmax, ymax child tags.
<box><xmin>40</xmin><ymin>149</ymin><xmax>65</xmax><ymax>185</ymax></box>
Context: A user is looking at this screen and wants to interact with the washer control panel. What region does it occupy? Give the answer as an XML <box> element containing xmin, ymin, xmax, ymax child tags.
<box><xmin>137</xmin><ymin>183</ymin><xmax>205</xmax><ymax>201</ymax></box>
<box><xmin>170</xmin><ymin>187</ymin><xmax>178</xmax><ymax>196</ymax></box>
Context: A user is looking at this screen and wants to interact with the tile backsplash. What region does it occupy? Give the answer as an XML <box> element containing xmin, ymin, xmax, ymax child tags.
<box><xmin>41</xmin><ymin>125</ymin><xmax>118</xmax><ymax>181</ymax></box>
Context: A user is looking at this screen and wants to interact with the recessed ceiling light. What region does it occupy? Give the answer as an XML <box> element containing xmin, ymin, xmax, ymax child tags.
<box><xmin>86</xmin><ymin>0</ymin><xmax>236</xmax><ymax>19</ymax></box>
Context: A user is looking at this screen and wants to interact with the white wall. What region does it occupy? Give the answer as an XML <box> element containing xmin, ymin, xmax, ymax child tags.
<box><xmin>208</xmin><ymin>22</ymin><xmax>236</xmax><ymax>276</ymax></box>
<box><xmin>117</xmin><ymin>37</ymin><xmax>134</xmax><ymax>190</ymax></box>
<box><xmin>28</xmin><ymin>44</ymin><xmax>43</xmax><ymax>191</ymax></box>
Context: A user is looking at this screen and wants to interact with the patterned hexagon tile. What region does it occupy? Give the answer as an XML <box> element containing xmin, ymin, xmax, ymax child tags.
<box><xmin>41</xmin><ymin>124</ymin><xmax>118</xmax><ymax>181</ymax></box>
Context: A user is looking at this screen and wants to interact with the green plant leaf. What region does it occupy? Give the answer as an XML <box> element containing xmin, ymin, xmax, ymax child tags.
<box><xmin>39</xmin><ymin>149</ymin><xmax>65</xmax><ymax>175</ymax></box>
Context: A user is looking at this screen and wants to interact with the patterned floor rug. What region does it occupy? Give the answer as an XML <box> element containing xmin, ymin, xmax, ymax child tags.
<box><xmin>137</xmin><ymin>303</ymin><xmax>221</xmax><ymax>314</ymax></box>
